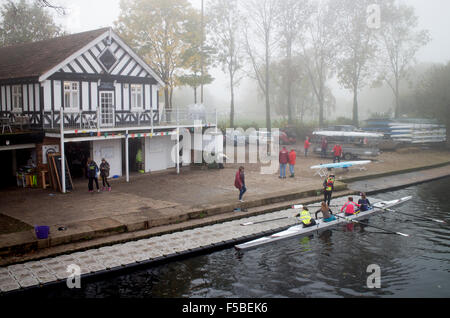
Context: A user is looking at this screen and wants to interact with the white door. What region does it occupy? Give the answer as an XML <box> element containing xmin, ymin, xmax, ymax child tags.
<box><xmin>100</xmin><ymin>91</ymin><xmax>115</xmax><ymax>127</ymax></box>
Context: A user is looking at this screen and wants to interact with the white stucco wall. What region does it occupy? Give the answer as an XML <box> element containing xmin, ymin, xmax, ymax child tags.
<box><xmin>145</xmin><ymin>135</ymin><xmax>177</xmax><ymax>172</ymax></box>
<box><xmin>92</xmin><ymin>139</ymin><xmax>122</xmax><ymax>177</ymax></box>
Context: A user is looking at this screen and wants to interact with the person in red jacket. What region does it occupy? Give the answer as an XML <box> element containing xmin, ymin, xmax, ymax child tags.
<box><xmin>279</xmin><ymin>146</ymin><xmax>289</xmax><ymax>179</ymax></box>
<box><xmin>235</xmin><ymin>166</ymin><xmax>246</xmax><ymax>202</ymax></box>
<box><xmin>288</xmin><ymin>149</ymin><xmax>297</xmax><ymax>178</ymax></box>
<box><xmin>333</xmin><ymin>144</ymin><xmax>343</xmax><ymax>163</ymax></box>
<box><xmin>304</xmin><ymin>137</ymin><xmax>311</xmax><ymax>157</ymax></box>
<box><xmin>341</xmin><ymin>197</ymin><xmax>361</xmax><ymax>216</ymax></box>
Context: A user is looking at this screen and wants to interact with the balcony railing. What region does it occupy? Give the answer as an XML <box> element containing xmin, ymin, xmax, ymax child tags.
<box><xmin>1</xmin><ymin>108</ymin><xmax>218</xmax><ymax>134</ymax></box>
<box><xmin>43</xmin><ymin>108</ymin><xmax>217</xmax><ymax>132</ymax></box>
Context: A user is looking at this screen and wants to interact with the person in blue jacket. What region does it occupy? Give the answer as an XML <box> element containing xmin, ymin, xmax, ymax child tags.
<box><xmin>87</xmin><ymin>158</ymin><xmax>100</xmax><ymax>193</ymax></box>
<box><xmin>358</xmin><ymin>193</ymin><xmax>372</xmax><ymax>212</ymax></box>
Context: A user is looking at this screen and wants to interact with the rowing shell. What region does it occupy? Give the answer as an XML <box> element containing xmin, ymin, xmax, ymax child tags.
<box><xmin>310</xmin><ymin>160</ymin><xmax>371</xmax><ymax>170</ymax></box>
<box><xmin>234</xmin><ymin>196</ymin><xmax>412</xmax><ymax>251</ymax></box>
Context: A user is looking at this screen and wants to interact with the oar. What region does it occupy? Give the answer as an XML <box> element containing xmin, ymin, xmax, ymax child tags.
<box><xmin>335</xmin><ymin>214</ymin><xmax>410</xmax><ymax>237</ymax></box>
<box><xmin>241</xmin><ymin>216</ymin><xmax>293</xmax><ymax>226</ymax></box>
<box><xmin>384</xmin><ymin>208</ymin><xmax>446</xmax><ymax>224</ymax></box>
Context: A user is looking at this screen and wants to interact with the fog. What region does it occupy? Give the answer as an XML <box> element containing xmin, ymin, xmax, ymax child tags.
<box><xmin>52</xmin><ymin>0</ymin><xmax>450</xmax><ymax>123</ymax></box>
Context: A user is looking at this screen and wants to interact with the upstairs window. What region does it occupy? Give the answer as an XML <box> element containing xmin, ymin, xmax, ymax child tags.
<box><xmin>130</xmin><ymin>84</ymin><xmax>143</xmax><ymax>109</ymax></box>
<box><xmin>12</xmin><ymin>85</ymin><xmax>22</xmax><ymax>111</ymax></box>
<box><xmin>64</xmin><ymin>82</ymin><xmax>79</xmax><ymax>110</ymax></box>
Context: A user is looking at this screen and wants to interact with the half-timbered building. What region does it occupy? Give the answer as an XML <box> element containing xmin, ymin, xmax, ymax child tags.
<box><xmin>0</xmin><ymin>28</ymin><xmax>217</xmax><ymax>190</ymax></box>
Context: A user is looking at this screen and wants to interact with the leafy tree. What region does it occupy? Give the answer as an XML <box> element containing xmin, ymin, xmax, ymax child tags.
<box><xmin>179</xmin><ymin>9</ymin><xmax>215</xmax><ymax>104</ymax></box>
<box><xmin>115</xmin><ymin>0</ymin><xmax>195</xmax><ymax>115</ymax></box>
<box><xmin>0</xmin><ymin>0</ymin><xmax>64</xmax><ymax>47</ymax></box>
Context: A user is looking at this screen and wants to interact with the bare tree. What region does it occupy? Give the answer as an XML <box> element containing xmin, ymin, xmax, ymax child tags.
<box><xmin>299</xmin><ymin>0</ymin><xmax>339</xmax><ymax>128</ymax></box>
<box><xmin>377</xmin><ymin>0</ymin><xmax>430</xmax><ymax>118</ymax></box>
<box><xmin>36</xmin><ymin>0</ymin><xmax>65</xmax><ymax>14</ymax></box>
<box><xmin>242</xmin><ymin>0</ymin><xmax>280</xmax><ymax>132</ymax></box>
<box><xmin>208</xmin><ymin>0</ymin><xmax>244</xmax><ymax>128</ymax></box>
<box><xmin>334</xmin><ymin>0</ymin><xmax>378</xmax><ymax>126</ymax></box>
<box><xmin>277</xmin><ymin>0</ymin><xmax>312</xmax><ymax>125</ymax></box>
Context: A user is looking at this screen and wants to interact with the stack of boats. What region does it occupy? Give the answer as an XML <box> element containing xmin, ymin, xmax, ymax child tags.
<box><xmin>363</xmin><ymin>118</ymin><xmax>447</xmax><ymax>144</ymax></box>
<box><xmin>389</xmin><ymin>123</ymin><xmax>447</xmax><ymax>144</ymax></box>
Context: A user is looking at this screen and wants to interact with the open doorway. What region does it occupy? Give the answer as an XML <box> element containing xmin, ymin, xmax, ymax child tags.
<box><xmin>124</xmin><ymin>138</ymin><xmax>145</xmax><ymax>173</ymax></box>
<box><xmin>0</xmin><ymin>148</ymin><xmax>36</xmax><ymax>189</ymax></box>
<box><xmin>65</xmin><ymin>141</ymin><xmax>91</xmax><ymax>179</ymax></box>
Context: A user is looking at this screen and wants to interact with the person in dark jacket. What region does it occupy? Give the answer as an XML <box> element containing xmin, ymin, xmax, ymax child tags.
<box><xmin>235</xmin><ymin>166</ymin><xmax>246</xmax><ymax>202</ymax></box>
<box><xmin>100</xmin><ymin>158</ymin><xmax>111</xmax><ymax>192</ymax></box>
<box><xmin>358</xmin><ymin>193</ymin><xmax>372</xmax><ymax>212</ymax></box>
<box><xmin>87</xmin><ymin>158</ymin><xmax>100</xmax><ymax>193</ymax></box>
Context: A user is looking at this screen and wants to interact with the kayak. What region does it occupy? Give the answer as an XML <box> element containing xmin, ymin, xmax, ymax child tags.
<box><xmin>234</xmin><ymin>196</ymin><xmax>412</xmax><ymax>251</ymax></box>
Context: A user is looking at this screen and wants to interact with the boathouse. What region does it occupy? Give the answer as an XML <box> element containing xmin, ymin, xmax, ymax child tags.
<box><xmin>0</xmin><ymin>28</ymin><xmax>218</xmax><ymax>191</ymax></box>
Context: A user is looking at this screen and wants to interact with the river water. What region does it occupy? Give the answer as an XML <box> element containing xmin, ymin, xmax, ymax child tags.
<box><xmin>34</xmin><ymin>178</ymin><xmax>450</xmax><ymax>298</ymax></box>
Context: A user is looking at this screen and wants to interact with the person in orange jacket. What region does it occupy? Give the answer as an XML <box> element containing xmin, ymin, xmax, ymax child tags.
<box><xmin>288</xmin><ymin>149</ymin><xmax>297</xmax><ymax>178</ymax></box>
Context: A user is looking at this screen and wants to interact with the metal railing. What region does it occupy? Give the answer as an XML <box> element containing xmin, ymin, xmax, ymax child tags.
<box><xmin>39</xmin><ymin>108</ymin><xmax>218</xmax><ymax>131</ymax></box>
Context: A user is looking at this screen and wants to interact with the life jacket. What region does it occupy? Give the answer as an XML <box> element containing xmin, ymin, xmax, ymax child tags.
<box><xmin>299</xmin><ymin>210</ymin><xmax>312</xmax><ymax>225</ymax></box>
<box><xmin>325</xmin><ymin>178</ymin><xmax>335</xmax><ymax>192</ymax></box>
<box><xmin>341</xmin><ymin>201</ymin><xmax>360</xmax><ymax>215</ymax></box>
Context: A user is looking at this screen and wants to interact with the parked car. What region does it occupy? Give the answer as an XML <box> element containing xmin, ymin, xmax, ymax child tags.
<box><xmin>276</xmin><ymin>130</ymin><xmax>296</xmax><ymax>145</ymax></box>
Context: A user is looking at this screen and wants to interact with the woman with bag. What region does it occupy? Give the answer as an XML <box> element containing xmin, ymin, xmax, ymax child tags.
<box><xmin>100</xmin><ymin>158</ymin><xmax>111</xmax><ymax>192</ymax></box>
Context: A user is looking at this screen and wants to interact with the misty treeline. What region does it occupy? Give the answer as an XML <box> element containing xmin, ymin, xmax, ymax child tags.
<box><xmin>1</xmin><ymin>0</ymin><xmax>447</xmax><ymax>132</ymax></box>
<box><xmin>114</xmin><ymin>0</ymin><xmax>432</xmax><ymax>130</ymax></box>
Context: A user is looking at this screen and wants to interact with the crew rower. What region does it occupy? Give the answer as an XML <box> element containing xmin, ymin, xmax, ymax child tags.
<box><xmin>358</xmin><ymin>193</ymin><xmax>372</xmax><ymax>212</ymax></box>
<box><xmin>315</xmin><ymin>202</ymin><xmax>337</xmax><ymax>222</ymax></box>
<box><xmin>341</xmin><ymin>197</ymin><xmax>361</xmax><ymax>216</ymax></box>
<box><xmin>296</xmin><ymin>207</ymin><xmax>317</xmax><ymax>228</ymax></box>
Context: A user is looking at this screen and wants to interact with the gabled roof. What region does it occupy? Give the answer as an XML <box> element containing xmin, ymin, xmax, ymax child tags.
<box><xmin>0</xmin><ymin>28</ymin><xmax>164</xmax><ymax>86</ymax></box>
<box><xmin>0</xmin><ymin>28</ymin><xmax>108</xmax><ymax>81</ymax></box>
